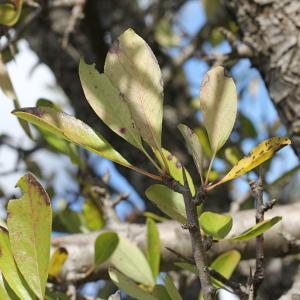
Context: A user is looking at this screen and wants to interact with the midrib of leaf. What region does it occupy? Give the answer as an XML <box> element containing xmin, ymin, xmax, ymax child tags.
<box><xmin>28</xmin><ymin>188</ymin><xmax>44</xmax><ymax>298</ymax></box>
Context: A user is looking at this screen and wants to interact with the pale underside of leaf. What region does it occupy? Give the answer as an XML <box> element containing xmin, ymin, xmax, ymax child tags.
<box><xmin>208</xmin><ymin>137</ymin><xmax>291</xmax><ymax>190</ymax></box>
<box><xmin>7</xmin><ymin>173</ymin><xmax>52</xmax><ymax>299</ymax></box>
<box><xmin>104</xmin><ymin>28</ymin><xmax>164</xmax><ymax>150</ymax></box>
<box><xmin>79</xmin><ymin>60</ymin><xmax>143</xmax><ymax>150</ymax></box>
<box><xmin>200</xmin><ymin>66</ymin><xmax>237</xmax><ymax>154</ymax></box>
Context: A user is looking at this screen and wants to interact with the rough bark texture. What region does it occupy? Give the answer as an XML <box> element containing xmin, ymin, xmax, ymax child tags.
<box><xmin>225</xmin><ymin>0</ymin><xmax>300</xmax><ymax>158</ymax></box>
<box><xmin>52</xmin><ymin>202</ymin><xmax>300</xmax><ymax>283</ymax></box>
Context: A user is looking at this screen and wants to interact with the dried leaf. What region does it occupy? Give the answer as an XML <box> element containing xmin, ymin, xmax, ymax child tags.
<box><xmin>209</xmin><ymin>137</ymin><xmax>291</xmax><ymax>190</ymax></box>
<box><xmin>7</xmin><ymin>173</ymin><xmax>52</xmax><ymax>299</ymax></box>
<box><xmin>104</xmin><ymin>28</ymin><xmax>163</xmax><ymax>150</ymax></box>
<box><xmin>200</xmin><ymin>66</ymin><xmax>237</xmax><ymax>154</ymax></box>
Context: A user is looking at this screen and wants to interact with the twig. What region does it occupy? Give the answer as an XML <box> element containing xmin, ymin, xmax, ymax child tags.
<box><xmin>163</xmin><ymin>171</ymin><xmax>215</xmax><ymax>299</ymax></box>
<box><xmin>249</xmin><ymin>177</ymin><xmax>274</xmax><ymax>298</ymax></box>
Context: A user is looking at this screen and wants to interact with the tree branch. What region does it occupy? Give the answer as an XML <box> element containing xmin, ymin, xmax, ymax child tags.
<box><xmin>51</xmin><ymin>202</ymin><xmax>300</xmax><ymax>283</ymax></box>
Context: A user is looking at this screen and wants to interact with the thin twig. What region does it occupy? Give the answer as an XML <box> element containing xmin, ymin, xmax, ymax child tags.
<box><xmin>163</xmin><ymin>171</ymin><xmax>216</xmax><ymax>299</ymax></box>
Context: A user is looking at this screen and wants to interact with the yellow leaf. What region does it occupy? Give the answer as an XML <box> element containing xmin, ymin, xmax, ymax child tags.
<box><xmin>200</xmin><ymin>66</ymin><xmax>237</xmax><ymax>154</ymax></box>
<box><xmin>48</xmin><ymin>248</ymin><xmax>68</xmax><ymax>278</ymax></box>
<box><xmin>208</xmin><ymin>137</ymin><xmax>291</xmax><ymax>190</ymax></box>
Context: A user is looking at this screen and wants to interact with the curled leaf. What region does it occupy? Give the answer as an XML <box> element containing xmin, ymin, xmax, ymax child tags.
<box><xmin>208</xmin><ymin>137</ymin><xmax>291</xmax><ymax>190</ymax></box>
<box><xmin>200</xmin><ymin>66</ymin><xmax>237</xmax><ymax>154</ymax></box>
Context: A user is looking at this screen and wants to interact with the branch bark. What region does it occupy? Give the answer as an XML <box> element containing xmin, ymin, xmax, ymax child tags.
<box><xmin>52</xmin><ymin>202</ymin><xmax>300</xmax><ymax>283</ymax></box>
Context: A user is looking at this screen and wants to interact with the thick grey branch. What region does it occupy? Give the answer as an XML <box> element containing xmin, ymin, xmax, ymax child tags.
<box><xmin>52</xmin><ymin>202</ymin><xmax>300</xmax><ymax>283</ymax></box>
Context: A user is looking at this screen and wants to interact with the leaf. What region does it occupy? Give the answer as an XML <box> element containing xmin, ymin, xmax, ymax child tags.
<box><xmin>0</xmin><ymin>274</ymin><xmax>10</xmax><ymax>300</ymax></box>
<box><xmin>7</xmin><ymin>173</ymin><xmax>52</xmax><ymax>299</ymax></box>
<box><xmin>146</xmin><ymin>218</ymin><xmax>160</xmax><ymax>278</ymax></box>
<box><xmin>232</xmin><ymin>216</ymin><xmax>282</xmax><ymax>241</ymax></box>
<box><xmin>154</xmin><ymin>148</ymin><xmax>195</xmax><ymax>196</ymax></box>
<box><xmin>94</xmin><ymin>231</ymin><xmax>119</xmax><ymax>266</ymax></box>
<box><xmin>104</xmin><ymin>28</ymin><xmax>163</xmax><ymax>150</ymax></box>
<box><xmin>0</xmin><ymin>54</ymin><xmax>32</xmax><ymax>138</ymax></box>
<box><xmin>224</xmin><ymin>147</ymin><xmax>243</xmax><ymax>166</ymax></box>
<box><xmin>174</xmin><ymin>262</ymin><xmax>197</xmax><ymax>274</ymax></box>
<box><xmin>152</xmin><ymin>285</ymin><xmax>172</xmax><ymax>300</ymax></box>
<box><xmin>12</xmin><ymin>106</ymin><xmax>132</xmax><ymax>168</ymax></box>
<box><xmin>194</xmin><ymin>127</ymin><xmax>212</xmax><ymax>157</ymax></box>
<box><xmin>239</xmin><ymin>113</ymin><xmax>257</xmax><ymax>139</ymax></box>
<box><xmin>164</xmin><ymin>275</ymin><xmax>183</xmax><ymax>300</ymax></box>
<box><xmin>110</xmin><ymin>236</ymin><xmax>155</xmax><ymax>286</ymax></box>
<box><xmin>178</xmin><ymin>124</ymin><xmax>203</xmax><ymax>182</ymax></box>
<box><xmin>53</xmin><ymin>208</ymin><xmax>83</xmax><ymax>233</ymax></box>
<box><xmin>82</xmin><ymin>199</ymin><xmax>104</xmax><ymax>231</ymax></box>
<box><xmin>0</xmin><ymin>227</ymin><xmax>33</xmax><ymax>299</ymax></box>
<box><xmin>199</xmin><ymin>212</ymin><xmax>232</xmax><ymax>240</ymax></box>
<box><xmin>154</xmin><ymin>18</ymin><xmax>180</xmax><ymax>48</ymax></box>
<box><xmin>144</xmin><ymin>212</ymin><xmax>168</xmax><ymax>222</ymax></box>
<box><xmin>209</xmin><ymin>137</ymin><xmax>291</xmax><ymax>190</ymax></box>
<box><xmin>210</xmin><ymin>250</ymin><xmax>241</xmax><ymax>288</ymax></box>
<box><xmin>0</xmin><ymin>0</ymin><xmax>23</xmax><ymax>26</ymax></box>
<box><xmin>109</xmin><ymin>268</ymin><xmax>156</xmax><ymax>300</ymax></box>
<box><xmin>48</xmin><ymin>248</ymin><xmax>68</xmax><ymax>278</ymax></box>
<box><xmin>79</xmin><ymin>59</ymin><xmax>143</xmax><ymax>150</ymax></box>
<box><xmin>199</xmin><ymin>66</ymin><xmax>237</xmax><ymax>154</ymax></box>
<box><xmin>145</xmin><ymin>184</ymin><xmax>186</xmax><ymax>224</ymax></box>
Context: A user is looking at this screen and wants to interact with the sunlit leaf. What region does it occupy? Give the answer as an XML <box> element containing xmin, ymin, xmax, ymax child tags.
<box><xmin>208</xmin><ymin>137</ymin><xmax>291</xmax><ymax>190</ymax></box>
<box><xmin>0</xmin><ymin>227</ymin><xmax>33</xmax><ymax>299</ymax></box>
<box><xmin>199</xmin><ymin>66</ymin><xmax>237</xmax><ymax>154</ymax></box>
<box><xmin>104</xmin><ymin>28</ymin><xmax>163</xmax><ymax>150</ymax></box>
<box><xmin>109</xmin><ymin>268</ymin><xmax>156</xmax><ymax>300</ymax></box>
<box><xmin>224</xmin><ymin>146</ymin><xmax>243</xmax><ymax>166</ymax></box>
<box><xmin>82</xmin><ymin>199</ymin><xmax>104</xmax><ymax>231</ymax></box>
<box><xmin>178</xmin><ymin>124</ymin><xmax>203</xmax><ymax>182</ymax></box>
<box><xmin>154</xmin><ymin>148</ymin><xmax>195</xmax><ymax>195</ymax></box>
<box><xmin>7</xmin><ymin>173</ymin><xmax>52</xmax><ymax>299</ymax></box>
<box><xmin>12</xmin><ymin>106</ymin><xmax>132</xmax><ymax>168</ymax></box>
<box><xmin>164</xmin><ymin>275</ymin><xmax>183</xmax><ymax>300</ymax></box>
<box><xmin>146</xmin><ymin>218</ymin><xmax>160</xmax><ymax>278</ymax></box>
<box><xmin>145</xmin><ymin>184</ymin><xmax>186</xmax><ymax>224</ymax></box>
<box><xmin>48</xmin><ymin>248</ymin><xmax>68</xmax><ymax>278</ymax></box>
<box><xmin>210</xmin><ymin>250</ymin><xmax>241</xmax><ymax>288</ymax></box>
<box><xmin>0</xmin><ymin>274</ymin><xmax>10</xmax><ymax>300</ymax></box>
<box><xmin>79</xmin><ymin>59</ymin><xmax>143</xmax><ymax>150</ymax></box>
<box><xmin>0</xmin><ymin>0</ymin><xmax>23</xmax><ymax>26</ymax></box>
<box><xmin>232</xmin><ymin>216</ymin><xmax>282</xmax><ymax>241</ymax></box>
<box><xmin>199</xmin><ymin>211</ymin><xmax>232</xmax><ymax>240</ymax></box>
<box><xmin>94</xmin><ymin>231</ymin><xmax>119</xmax><ymax>266</ymax></box>
<box><xmin>110</xmin><ymin>236</ymin><xmax>155</xmax><ymax>286</ymax></box>
<box><xmin>194</xmin><ymin>127</ymin><xmax>212</xmax><ymax>157</ymax></box>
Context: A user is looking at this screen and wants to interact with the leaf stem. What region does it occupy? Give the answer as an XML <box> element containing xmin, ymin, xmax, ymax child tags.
<box><xmin>205</xmin><ymin>151</ymin><xmax>216</xmax><ymax>186</ymax></box>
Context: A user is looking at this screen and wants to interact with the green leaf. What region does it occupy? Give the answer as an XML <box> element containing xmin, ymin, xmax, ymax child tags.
<box><xmin>7</xmin><ymin>173</ymin><xmax>52</xmax><ymax>299</ymax></box>
<box><xmin>144</xmin><ymin>212</ymin><xmax>168</xmax><ymax>222</ymax></box>
<box><xmin>53</xmin><ymin>208</ymin><xmax>84</xmax><ymax>233</ymax></box>
<box><xmin>0</xmin><ymin>227</ymin><xmax>33</xmax><ymax>299</ymax></box>
<box><xmin>82</xmin><ymin>199</ymin><xmax>104</xmax><ymax>231</ymax></box>
<box><xmin>194</xmin><ymin>127</ymin><xmax>212</xmax><ymax>157</ymax></box>
<box><xmin>178</xmin><ymin>123</ymin><xmax>203</xmax><ymax>182</ymax></box>
<box><xmin>110</xmin><ymin>236</ymin><xmax>155</xmax><ymax>286</ymax></box>
<box><xmin>199</xmin><ymin>66</ymin><xmax>237</xmax><ymax>154</ymax></box>
<box><xmin>232</xmin><ymin>216</ymin><xmax>282</xmax><ymax>241</ymax></box>
<box><xmin>109</xmin><ymin>268</ymin><xmax>156</xmax><ymax>300</ymax></box>
<box><xmin>145</xmin><ymin>184</ymin><xmax>186</xmax><ymax>224</ymax></box>
<box><xmin>209</xmin><ymin>137</ymin><xmax>291</xmax><ymax>190</ymax></box>
<box><xmin>146</xmin><ymin>218</ymin><xmax>160</xmax><ymax>278</ymax></box>
<box><xmin>94</xmin><ymin>231</ymin><xmax>119</xmax><ymax>266</ymax></box>
<box><xmin>210</xmin><ymin>250</ymin><xmax>241</xmax><ymax>288</ymax></box>
<box><xmin>79</xmin><ymin>59</ymin><xmax>143</xmax><ymax>150</ymax></box>
<box><xmin>152</xmin><ymin>285</ymin><xmax>172</xmax><ymax>300</ymax></box>
<box><xmin>154</xmin><ymin>17</ymin><xmax>180</xmax><ymax>48</ymax></box>
<box><xmin>199</xmin><ymin>211</ymin><xmax>232</xmax><ymax>240</ymax></box>
<box><xmin>154</xmin><ymin>148</ymin><xmax>195</xmax><ymax>196</ymax></box>
<box><xmin>0</xmin><ymin>274</ymin><xmax>10</xmax><ymax>300</ymax></box>
<box><xmin>164</xmin><ymin>275</ymin><xmax>183</xmax><ymax>300</ymax></box>
<box><xmin>0</xmin><ymin>0</ymin><xmax>23</xmax><ymax>26</ymax></box>
<box><xmin>12</xmin><ymin>106</ymin><xmax>132</xmax><ymax>168</ymax></box>
<box><xmin>48</xmin><ymin>248</ymin><xmax>68</xmax><ymax>278</ymax></box>
<box><xmin>239</xmin><ymin>113</ymin><xmax>257</xmax><ymax>139</ymax></box>
<box><xmin>104</xmin><ymin>28</ymin><xmax>163</xmax><ymax>150</ymax></box>
<box><xmin>174</xmin><ymin>262</ymin><xmax>197</xmax><ymax>274</ymax></box>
